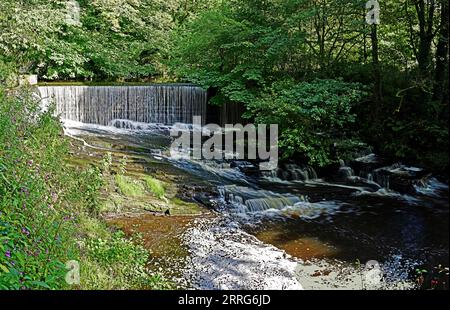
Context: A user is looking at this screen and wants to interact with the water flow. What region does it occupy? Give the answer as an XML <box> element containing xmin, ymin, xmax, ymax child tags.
<box><xmin>219</xmin><ymin>185</ymin><xmax>305</xmax><ymax>213</ymax></box>
<box><xmin>39</xmin><ymin>85</ymin><xmax>207</xmax><ymax>125</ymax></box>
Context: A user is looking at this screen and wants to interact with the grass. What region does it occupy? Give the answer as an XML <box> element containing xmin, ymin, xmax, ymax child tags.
<box><xmin>77</xmin><ymin>215</ymin><xmax>174</xmax><ymax>290</ymax></box>
<box><xmin>144</xmin><ymin>176</ymin><xmax>166</xmax><ymax>199</ymax></box>
<box><xmin>115</xmin><ymin>174</ymin><xmax>146</xmax><ymax>197</ymax></box>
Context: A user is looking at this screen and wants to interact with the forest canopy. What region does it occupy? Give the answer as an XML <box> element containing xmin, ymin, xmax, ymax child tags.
<box><xmin>0</xmin><ymin>0</ymin><xmax>448</xmax><ymax>171</ymax></box>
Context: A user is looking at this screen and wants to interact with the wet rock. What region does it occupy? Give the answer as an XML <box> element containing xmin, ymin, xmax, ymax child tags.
<box><xmin>143</xmin><ymin>204</ymin><xmax>168</xmax><ymax>215</ymax></box>
<box><xmin>337</xmin><ymin>166</ymin><xmax>354</xmax><ymax>180</ymax></box>
<box><xmin>179</xmin><ymin>184</ymin><xmax>218</xmax><ymax>201</ymax></box>
<box><xmin>346</xmin><ymin>176</ymin><xmax>382</xmax><ymax>192</ymax></box>
<box><xmin>230</xmin><ymin>160</ymin><xmax>259</xmax><ymax>175</ymax></box>
<box><xmin>371</xmin><ymin>164</ymin><xmax>429</xmax><ymax>194</ymax></box>
<box><xmin>274</xmin><ymin>163</ymin><xmax>318</xmax><ymax>181</ymax></box>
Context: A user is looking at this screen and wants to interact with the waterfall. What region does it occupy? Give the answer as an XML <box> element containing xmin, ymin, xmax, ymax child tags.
<box><xmin>219</xmin><ymin>185</ymin><xmax>304</xmax><ymax>213</ymax></box>
<box><xmin>38</xmin><ymin>85</ymin><xmax>207</xmax><ymax>125</ymax></box>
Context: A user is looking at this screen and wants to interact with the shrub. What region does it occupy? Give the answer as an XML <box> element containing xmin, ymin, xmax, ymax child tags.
<box><xmin>245</xmin><ymin>79</ymin><xmax>368</xmax><ymax>167</ymax></box>
<box><xmin>0</xmin><ymin>87</ymin><xmax>76</xmax><ymax>289</ymax></box>
<box><xmin>0</xmin><ymin>86</ymin><xmax>169</xmax><ymax>290</ymax></box>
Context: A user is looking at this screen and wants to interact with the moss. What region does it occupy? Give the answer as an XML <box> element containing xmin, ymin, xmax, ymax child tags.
<box><xmin>115</xmin><ymin>174</ymin><xmax>146</xmax><ymax>197</ymax></box>
<box><xmin>169</xmin><ymin>198</ymin><xmax>204</xmax><ymax>216</ymax></box>
<box><xmin>144</xmin><ymin>176</ymin><xmax>165</xmax><ymax>199</ymax></box>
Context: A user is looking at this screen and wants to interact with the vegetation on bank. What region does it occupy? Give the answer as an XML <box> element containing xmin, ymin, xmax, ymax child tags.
<box><xmin>0</xmin><ymin>86</ymin><xmax>171</xmax><ymax>289</ymax></box>
<box><xmin>2</xmin><ymin>0</ymin><xmax>447</xmax><ymax>171</ymax></box>
<box><xmin>171</xmin><ymin>0</ymin><xmax>448</xmax><ymax>171</ymax></box>
<box><xmin>0</xmin><ymin>0</ymin><xmax>448</xmax><ymax>291</ymax></box>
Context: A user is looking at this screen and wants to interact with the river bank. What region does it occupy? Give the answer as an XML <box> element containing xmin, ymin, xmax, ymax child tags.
<box><xmin>63</xmin><ymin>120</ymin><xmax>448</xmax><ymax>290</ymax></box>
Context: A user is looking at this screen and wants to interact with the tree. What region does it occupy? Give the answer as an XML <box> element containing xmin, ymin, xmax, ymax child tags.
<box><xmin>432</xmin><ymin>0</ymin><xmax>449</xmax><ymax>106</ymax></box>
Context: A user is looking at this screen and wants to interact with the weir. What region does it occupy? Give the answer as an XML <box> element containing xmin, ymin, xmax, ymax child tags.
<box><xmin>38</xmin><ymin>85</ymin><xmax>207</xmax><ymax>125</ymax></box>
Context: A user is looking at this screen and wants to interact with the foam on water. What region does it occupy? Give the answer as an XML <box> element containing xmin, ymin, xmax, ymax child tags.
<box><xmin>352</xmin><ymin>188</ymin><xmax>421</xmax><ymax>205</ymax></box>
<box><xmin>183</xmin><ymin>217</ymin><xmax>303</xmax><ymax>290</ymax></box>
<box><xmin>414</xmin><ymin>177</ymin><xmax>448</xmax><ymax>198</ymax></box>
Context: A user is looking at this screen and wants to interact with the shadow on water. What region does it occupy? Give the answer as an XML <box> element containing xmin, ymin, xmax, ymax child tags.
<box><xmin>64</xmin><ymin>120</ymin><xmax>449</xmax><ymax>287</ymax></box>
<box><xmin>245</xmin><ymin>178</ymin><xmax>449</xmax><ymax>267</ymax></box>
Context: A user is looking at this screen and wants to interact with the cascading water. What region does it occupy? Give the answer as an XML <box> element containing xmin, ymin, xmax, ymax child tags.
<box><xmin>219</xmin><ymin>185</ymin><xmax>305</xmax><ymax>213</ymax></box>
<box><xmin>38</xmin><ymin>85</ymin><xmax>207</xmax><ymax>125</ymax></box>
<box><xmin>338</xmin><ymin>159</ymin><xmax>355</xmax><ymax>179</ymax></box>
<box><xmin>60</xmin><ymin>115</ymin><xmax>448</xmax><ymax>290</ymax></box>
<box><xmin>262</xmin><ymin>163</ymin><xmax>318</xmax><ymax>181</ymax></box>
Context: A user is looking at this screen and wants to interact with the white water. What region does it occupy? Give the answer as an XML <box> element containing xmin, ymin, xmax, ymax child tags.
<box><xmin>219</xmin><ymin>185</ymin><xmax>304</xmax><ymax>213</ymax></box>
<box><xmin>58</xmin><ymin>117</ymin><xmax>445</xmax><ymax>291</ymax></box>
<box><xmin>414</xmin><ymin>177</ymin><xmax>448</xmax><ymax>198</ymax></box>
<box><xmin>183</xmin><ymin>218</ymin><xmax>303</xmax><ymax>290</ymax></box>
<box><xmin>183</xmin><ymin>217</ymin><xmax>415</xmax><ymax>290</ymax></box>
<box><xmin>39</xmin><ymin>85</ymin><xmax>207</xmax><ymax>125</ymax></box>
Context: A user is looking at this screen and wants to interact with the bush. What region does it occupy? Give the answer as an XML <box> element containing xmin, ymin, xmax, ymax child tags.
<box><xmin>0</xmin><ymin>87</ymin><xmax>76</xmax><ymax>289</ymax></box>
<box><xmin>0</xmin><ymin>86</ymin><xmax>170</xmax><ymax>290</ymax></box>
<box><xmin>245</xmin><ymin>79</ymin><xmax>368</xmax><ymax>167</ymax></box>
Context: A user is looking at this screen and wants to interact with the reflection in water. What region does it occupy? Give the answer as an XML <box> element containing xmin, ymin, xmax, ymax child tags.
<box><xmin>254</xmin><ymin>230</ymin><xmax>339</xmax><ymax>260</ymax></box>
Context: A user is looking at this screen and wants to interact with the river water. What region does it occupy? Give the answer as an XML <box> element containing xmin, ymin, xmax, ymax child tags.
<box><xmin>63</xmin><ymin>120</ymin><xmax>449</xmax><ymax>290</ymax></box>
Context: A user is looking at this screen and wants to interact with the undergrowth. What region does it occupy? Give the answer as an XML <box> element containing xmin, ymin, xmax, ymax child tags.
<box><xmin>0</xmin><ymin>86</ymin><xmax>171</xmax><ymax>289</ymax></box>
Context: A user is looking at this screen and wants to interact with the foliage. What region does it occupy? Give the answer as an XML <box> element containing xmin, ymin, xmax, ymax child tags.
<box><xmin>115</xmin><ymin>174</ymin><xmax>146</xmax><ymax>197</ymax></box>
<box><xmin>0</xmin><ymin>84</ymin><xmax>169</xmax><ymax>289</ymax></box>
<box><xmin>246</xmin><ymin>79</ymin><xmax>368</xmax><ymax>166</ymax></box>
<box><xmin>0</xmin><ymin>87</ymin><xmax>76</xmax><ymax>289</ymax></box>
<box><xmin>81</xmin><ymin>230</ymin><xmax>171</xmax><ymax>289</ymax></box>
<box><xmin>0</xmin><ymin>0</ymin><xmax>184</xmax><ymax>81</ymax></box>
<box><xmin>2</xmin><ymin>0</ymin><xmax>446</xmax><ymax>169</ymax></box>
<box><xmin>144</xmin><ymin>176</ymin><xmax>166</xmax><ymax>199</ymax></box>
<box><xmin>415</xmin><ymin>265</ymin><xmax>449</xmax><ymax>290</ymax></box>
<box><xmin>171</xmin><ymin>0</ymin><xmax>449</xmax><ymax>171</ymax></box>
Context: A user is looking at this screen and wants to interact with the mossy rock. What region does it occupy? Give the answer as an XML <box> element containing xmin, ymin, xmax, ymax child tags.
<box><xmin>169</xmin><ymin>198</ymin><xmax>204</xmax><ymax>216</ymax></box>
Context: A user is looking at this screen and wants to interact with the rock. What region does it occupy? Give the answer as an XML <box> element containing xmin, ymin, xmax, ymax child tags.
<box><xmin>338</xmin><ymin>166</ymin><xmax>354</xmax><ymax>180</ymax></box>
<box><xmin>230</xmin><ymin>160</ymin><xmax>259</xmax><ymax>174</ymax></box>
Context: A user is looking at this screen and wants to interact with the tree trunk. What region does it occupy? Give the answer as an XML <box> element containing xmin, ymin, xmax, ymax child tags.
<box><xmin>432</xmin><ymin>0</ymin><xmax>449</xmax><ymax>105</ymax></box>
<box><xmin>414</xmin><ymin>0</ymin><xmax>435</xmax><ymax>107</ymax></box>
<box><xmin>371</xmin><ymin>24</ymin><xmax>382</xmax><ymax>104</ymax></box>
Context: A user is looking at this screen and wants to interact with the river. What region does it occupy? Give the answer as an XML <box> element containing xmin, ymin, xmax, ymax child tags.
<box><xmin>62</xmin><ymin>119</ymin><xmax>449</xmax><ymax>290</ymax></box>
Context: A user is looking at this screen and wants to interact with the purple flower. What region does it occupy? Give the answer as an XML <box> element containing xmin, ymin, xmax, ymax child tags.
<box><xmin>20</xmin><ymin>187</ymin><xmax>29</xmax><ymax>197</ymax></box>
<box><xmin>21</xmin><ymin>227</ymin><xmax>30</xmax><ymax>236</ymax></box>
<box><xmin>5</xmin><ymin>250</ymin><xmax>11</xmax><ymax>258</ymax></box>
